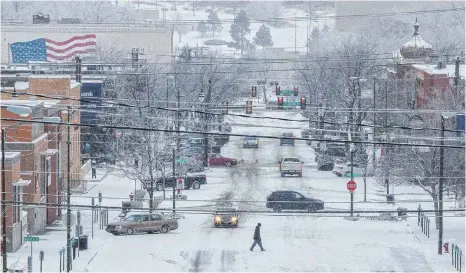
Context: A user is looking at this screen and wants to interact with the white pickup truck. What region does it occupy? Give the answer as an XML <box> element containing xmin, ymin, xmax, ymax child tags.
<box><xmin>279</xmin><ymin>157</ymin><xmax>303</xmax><ymax>177</ymax></box>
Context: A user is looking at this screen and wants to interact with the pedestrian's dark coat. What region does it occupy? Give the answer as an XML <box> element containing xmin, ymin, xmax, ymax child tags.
<box><xmin>253</xmin><ymin>225</ymin><xmax>261</xmax><ymax>240</ymax></box>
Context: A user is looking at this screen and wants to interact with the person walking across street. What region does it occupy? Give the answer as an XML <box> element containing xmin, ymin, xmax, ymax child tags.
<box><xmin>250</xmin><ymin>223</ymin><xmax>265</xmax><ymax>251</ymax></box>
<box><xmin>91</xmin><ymin>159</ymin><xmax>97</xmax><ymax>178</ymax></box>
<box><xmin>91</xmin><ymin>166</ymin><xmax>97</xmax><ymax>178</ymax></box>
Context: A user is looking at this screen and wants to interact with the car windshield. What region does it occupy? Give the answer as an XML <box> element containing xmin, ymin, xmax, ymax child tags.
<box><xmin>124</xmin><ymin>215</ymin><xmax>141</xmax><ymax>222</ymax></box>
<box><xmin>284</xmin><ymin>158</ymin><xmax>300</xmax><ymax>162</ymax></box>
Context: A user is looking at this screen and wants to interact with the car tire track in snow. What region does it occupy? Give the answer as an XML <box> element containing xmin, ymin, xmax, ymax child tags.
<box><xmin>220</xmin><ymin>250</ymin><xmax>238</xmax><ymax>272</ymax></box>
<box><xmin>189</xmin><ymin>250</ymin><xmax>213</xmax><ymax>272</ymax></box>
<box><xmin>389</xmin><ymin>247</ymin><xmax>433</xmax><ymax>272</ymax></box>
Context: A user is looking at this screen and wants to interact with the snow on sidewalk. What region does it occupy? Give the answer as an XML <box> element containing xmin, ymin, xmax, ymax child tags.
<box><xmin>406</xmin><ymin>214</ymin><xmax>465</xmax><ymax>272</ymax></box>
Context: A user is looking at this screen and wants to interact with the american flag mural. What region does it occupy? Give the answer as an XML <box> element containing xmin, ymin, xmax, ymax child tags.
<box><xmin>10</xmin><ymin>34</ymin><xmax>97</xmax><ymax>63</ymax></box>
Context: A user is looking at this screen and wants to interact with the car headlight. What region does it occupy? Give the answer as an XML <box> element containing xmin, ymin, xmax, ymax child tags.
<box><xmin>215</xmin><ymin>216</ymin><xmax>222</xmax><ymax>223</ymax></box>
<box><xmin>115</xmin><ymin>225</ymin><xmax>122</xmax><ymax>229</ymax></box>
<box><xmin>231</xmin><ymin>216</ymin><xmax>237</xmax><ymax>223</ymax></box>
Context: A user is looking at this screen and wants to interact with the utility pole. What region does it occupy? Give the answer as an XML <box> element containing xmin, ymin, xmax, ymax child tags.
<box><xmin>384</xmin><ymin>81</ymin><xmax>389</xmax><ymax>197</ymax></box>
<box><xmin>2</xmin><ymin>128</ymin><xmax>7</xmax><ymax>273</ymax></box>
<box><xmin>176</xmin><ymin>75</ymin><xmax>180</xmax><ymax>154</ymax></box>
<box><xmin>372</xmin><ymin>77</ymin><xmax>376</xmax><ymax>172</ymax></box>
<box><xmin>454</xmin><ymin>56</ymin><xmax>460</xmax><ymax>95</ymax></box>
<box><xmin>306</xmin><ymin>4</ymin><xmax>310</xmax><ymax>56</ymax></box>
<box><xmin>439</xmin><ymin>116</ymin><xmax>446</xmax><ymax>255</ymax></box>
<box><xmin>204</xmin><ymin>80</ymin><xmax>212</xmax><ymax>168</ymax></box>
<box><xmin>294</xmin><ymin>13</ymin><xmax>297</xmax><ymax>55</ymax></box>
<box><xmin>75</xmin><ymin>56</ymin><xmax>82</xmax><ymax>83</ymax></box>
<box><xmin>172</xmin><ymin>149</ymin><xmax>176</xmax><ymax>215</ymax></box>
<box><xmin>66</xmin><ymin>106</ymin><xmax>72</xmax><ymax>272</ymax></box>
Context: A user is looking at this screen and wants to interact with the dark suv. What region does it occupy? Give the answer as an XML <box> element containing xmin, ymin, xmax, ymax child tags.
<box><xmin>143</xmin><ymin>174</ymin><xmax>206</xmax><ymax>191</ymax></box>
<box><xmin>266</xmin><ymin>190</ymin><xmax>324</xmax><ymax>212</ymax></box>
<box><xmin>280</xmin><ymin>132</ymin><xmax>295</xmax><ymax>146</ymax></box>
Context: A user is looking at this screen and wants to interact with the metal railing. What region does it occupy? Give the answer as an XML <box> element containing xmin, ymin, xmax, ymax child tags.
<box><xmin>417</xmin><ymin>205</ymin><xmax>430</xmax><ymax>238</ymax></box>
<box><xmin>452</xmin><ymin>244</ymin><xmax>464</xmax><ymax>272</ymax></box>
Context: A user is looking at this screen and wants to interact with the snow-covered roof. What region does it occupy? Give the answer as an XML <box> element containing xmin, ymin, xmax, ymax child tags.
<box><xmin>29</xmin><ymin>75</ymin><xmax>71</xmax><ymax>79</ymax></box>
<box><xmin>82</xmin><ymin>79</ymin><xmax>104</xmax><ymax>84</ymax></box>
<box><xmin>0</xmin><ymin>152</ymin><xmax>21</xmax><ymax>159</ymax></box>
<box><xmin>399</xmin><ymin>19</ymin><xmax>432</xmax><ymax>59</ymax></box>
<box><xmin>38</xmin><ymin>100</ymin><xmax>61</xmax><ymax>108</ymax></box>
<box><xmin>412</xmin><ymin>64</ymin><xmax>465</xmax><ymax>78</ymax></box>
<box><xmin>14</xmin><ymin>81</ymin><xmax>29</xmax><ymax>90</ymax></box>
<box><xmin>1</xmin><ymin>100</ymin><xmax>44</xmax><ymax>107</ymax></box>
<box><xmin>70</xmin><ymin>81</ymin><xmax>82</xmax><ymax>89</ymax></box>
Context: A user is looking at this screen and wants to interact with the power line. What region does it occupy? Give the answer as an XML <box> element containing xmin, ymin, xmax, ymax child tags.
<box><xmin>1</xmin><ymin>117</ymin><xmax>464</xmax><ymax>149</ymax></box>
<box><xmin>2</xmin><ymin>200</ymin><xmax>465</xmax><ymax>215</ymax></box>
<box><xmin>6</xmin><ymin>7</ymin><xmax>461</xmax><ymax>25</ymax></box>
<box><xmin>2</xmin><ymin>90</ymin><xmax>463</xmax><ymax>134</ymax></box>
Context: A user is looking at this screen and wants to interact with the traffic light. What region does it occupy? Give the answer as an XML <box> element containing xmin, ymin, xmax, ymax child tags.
<box><xmin>246</xmin><ymin>100</ymin><xmax>252</xmax><ymax>114</ymax></box>
<box><xmin>300</xmin><ymin>97</ymin><xmax>306</xmax><ymax>109</ymax></box>
<box><xmin>293</xmin><ymin>86</ymin><xmax>299</xmax><ymax>96</ymax></box>
<box><xmin>252</xmin><ymin>86</ymin><xmax>257</xmax><ymax>97</ymax></box>
<box><xmin>278</xmin><ymin>97</ymin><xmax>284</xmax><ymax>109</ymax></box>
<box><xmin>222</xmin><ymin>101</ymin><xmax>228</xmax><ymax>114</ymax></box>
<box><xmin>275</xmin><ymin>85</ymin><xmax>280</xmax><ymax>95</ymax></box>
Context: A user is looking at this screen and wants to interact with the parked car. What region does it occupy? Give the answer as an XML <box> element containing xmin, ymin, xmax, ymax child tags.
<box><xmin>279</xmin><ymin>157</ymin><xmax>303</xmax><ymax>177</ymax></box>
<box><xmin>213</xmin><ymin>207</ymin><xmax>239</xmax><ymax>228</ymax></box>
<box><xmin>243</xmin><ymin>136</ymin><xmax>259</xmax><ymax>148</ymax></box>
<box><xmin>187</xmin><ymin>137</ymin><xmax>205</xmax><ymax>147</ymax></box>
<box><xmin>208</xmin><ymin>154</ymin><xmax>238</xmax><ymax>167</ymax></box>
<box><xmin>280</xmin><ymin>132</ymin><xmax>295</xmax><ymax>146</ymax></box>
<box><xmin>153</xmin><ymin>173</ymin><xmax>206</xmax><ymax>191</ymax></box>
<box><xmin>105</xmin><ymin>213</ymin><xmax>178</xmax><ymax>235</ymax></box>
<box><xmin>266</xmin><ymin>190</ymin><xmax>324</xmax><ymax>212</ymax></box>
<box><xmin>333</xmin><ymin>161</ymin><xmax>367</xmax><ymax>177</ymax></box>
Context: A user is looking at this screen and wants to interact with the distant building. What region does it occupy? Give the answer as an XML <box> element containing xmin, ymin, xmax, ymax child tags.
<box><xmin>389</xmin><ymin>19</ymin><xmax>465</xmax><ymax>108</ymax></box>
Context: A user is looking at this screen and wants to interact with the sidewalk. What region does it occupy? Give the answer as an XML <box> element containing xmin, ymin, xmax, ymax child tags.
<box><xmin>406</xmin><ymin>214</ymin><xmax>465</xmax><ymax>272</ymax></box>
<box><xmin>6</xmin><ymin>169</ymin><xmax>135</xmax><ymax>272</ymax></box>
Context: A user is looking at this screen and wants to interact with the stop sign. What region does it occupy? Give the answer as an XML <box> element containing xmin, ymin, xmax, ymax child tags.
<box><xmin>347</xmin><ymin>180</ymin><xmax>357</xmax><ymax>192</ymax></box>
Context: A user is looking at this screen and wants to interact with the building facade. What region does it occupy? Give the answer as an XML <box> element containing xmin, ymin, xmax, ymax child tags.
<box><xmin>0</xmin><ymin>151</ymin><xmax>28</xmax><ymax>252</ymax></box>
<box><xmin>1</xmin><ymin>23</ymin><xmax>173</xmax><ymax>63</ymax></box>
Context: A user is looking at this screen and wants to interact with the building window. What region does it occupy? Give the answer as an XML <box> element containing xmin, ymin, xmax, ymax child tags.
<box><xmin>40</xmin><ymin>156</ymin><xmax>51</xmax><ymax>197</ymax></box>
<box><xmin>12</xmin><ymin>186</ymin><xmax>22</xmax><ymax>224</ymax></box>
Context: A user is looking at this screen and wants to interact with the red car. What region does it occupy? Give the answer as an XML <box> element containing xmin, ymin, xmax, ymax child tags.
<box><xmin>209</xmin><ymin>154</ymin><xmax>238</xmax><ymax>167</ymax></box>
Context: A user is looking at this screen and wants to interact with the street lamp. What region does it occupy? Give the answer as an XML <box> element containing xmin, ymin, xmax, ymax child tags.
<box><xmin>438</xmin><ymin>111</ymin><xmax>456</xmax><ymax>255</ymax></box>
<box><xmin>61</xmin><ymin>107</ymin><xmax>76</xmax><ymax>272</ymax></box>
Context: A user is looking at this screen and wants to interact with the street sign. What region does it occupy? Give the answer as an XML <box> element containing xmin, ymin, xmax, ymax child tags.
<box><xmin>347</xmin><ymin>181</ymin><xmax>357</xmax><ymax>192</ymax></box>
<box><xmin>175</xmin><ymin>158</ymin><xmax>188</xmax><ymax>164</ymax></box>
<box><xmin>24</xmin><ymin>236</ymin><xmax>39</xmax><ymax>242</ymax></box>
<box><xmin>345</xmin><ymin>172</ymin><xmax>362</xmax><ymax>178</ymax></box>
<box><xmin>279</xmin><ymin>89</ymin><xmax>293</xmax><ymax>96</ymax></box>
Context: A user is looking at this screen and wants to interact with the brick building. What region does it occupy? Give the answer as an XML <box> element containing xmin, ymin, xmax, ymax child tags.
<box><xmin>390</xmin><ymin>20</ymin><xmax>465</xmax><ymax>108</ymax></box>
<box><xmin>0</xmin><ymin>151</ymin><xmax>28</xmax><ymax>252</ymax></box>
<box><xmin>1</xmin><ymin>75</ymin><xmax>82</xmax><ymax>186</ymax></box>
<box><xmin>1</xmin><ymin>101</ymin><xmax>50</xmax><ymax>234</ymax></box>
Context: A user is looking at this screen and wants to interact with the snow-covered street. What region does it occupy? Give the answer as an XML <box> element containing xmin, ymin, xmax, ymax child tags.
<box><xmin>17</xmin><ymin>109</ymin><xmax>457</xmax><ymax>272</ymax></box>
